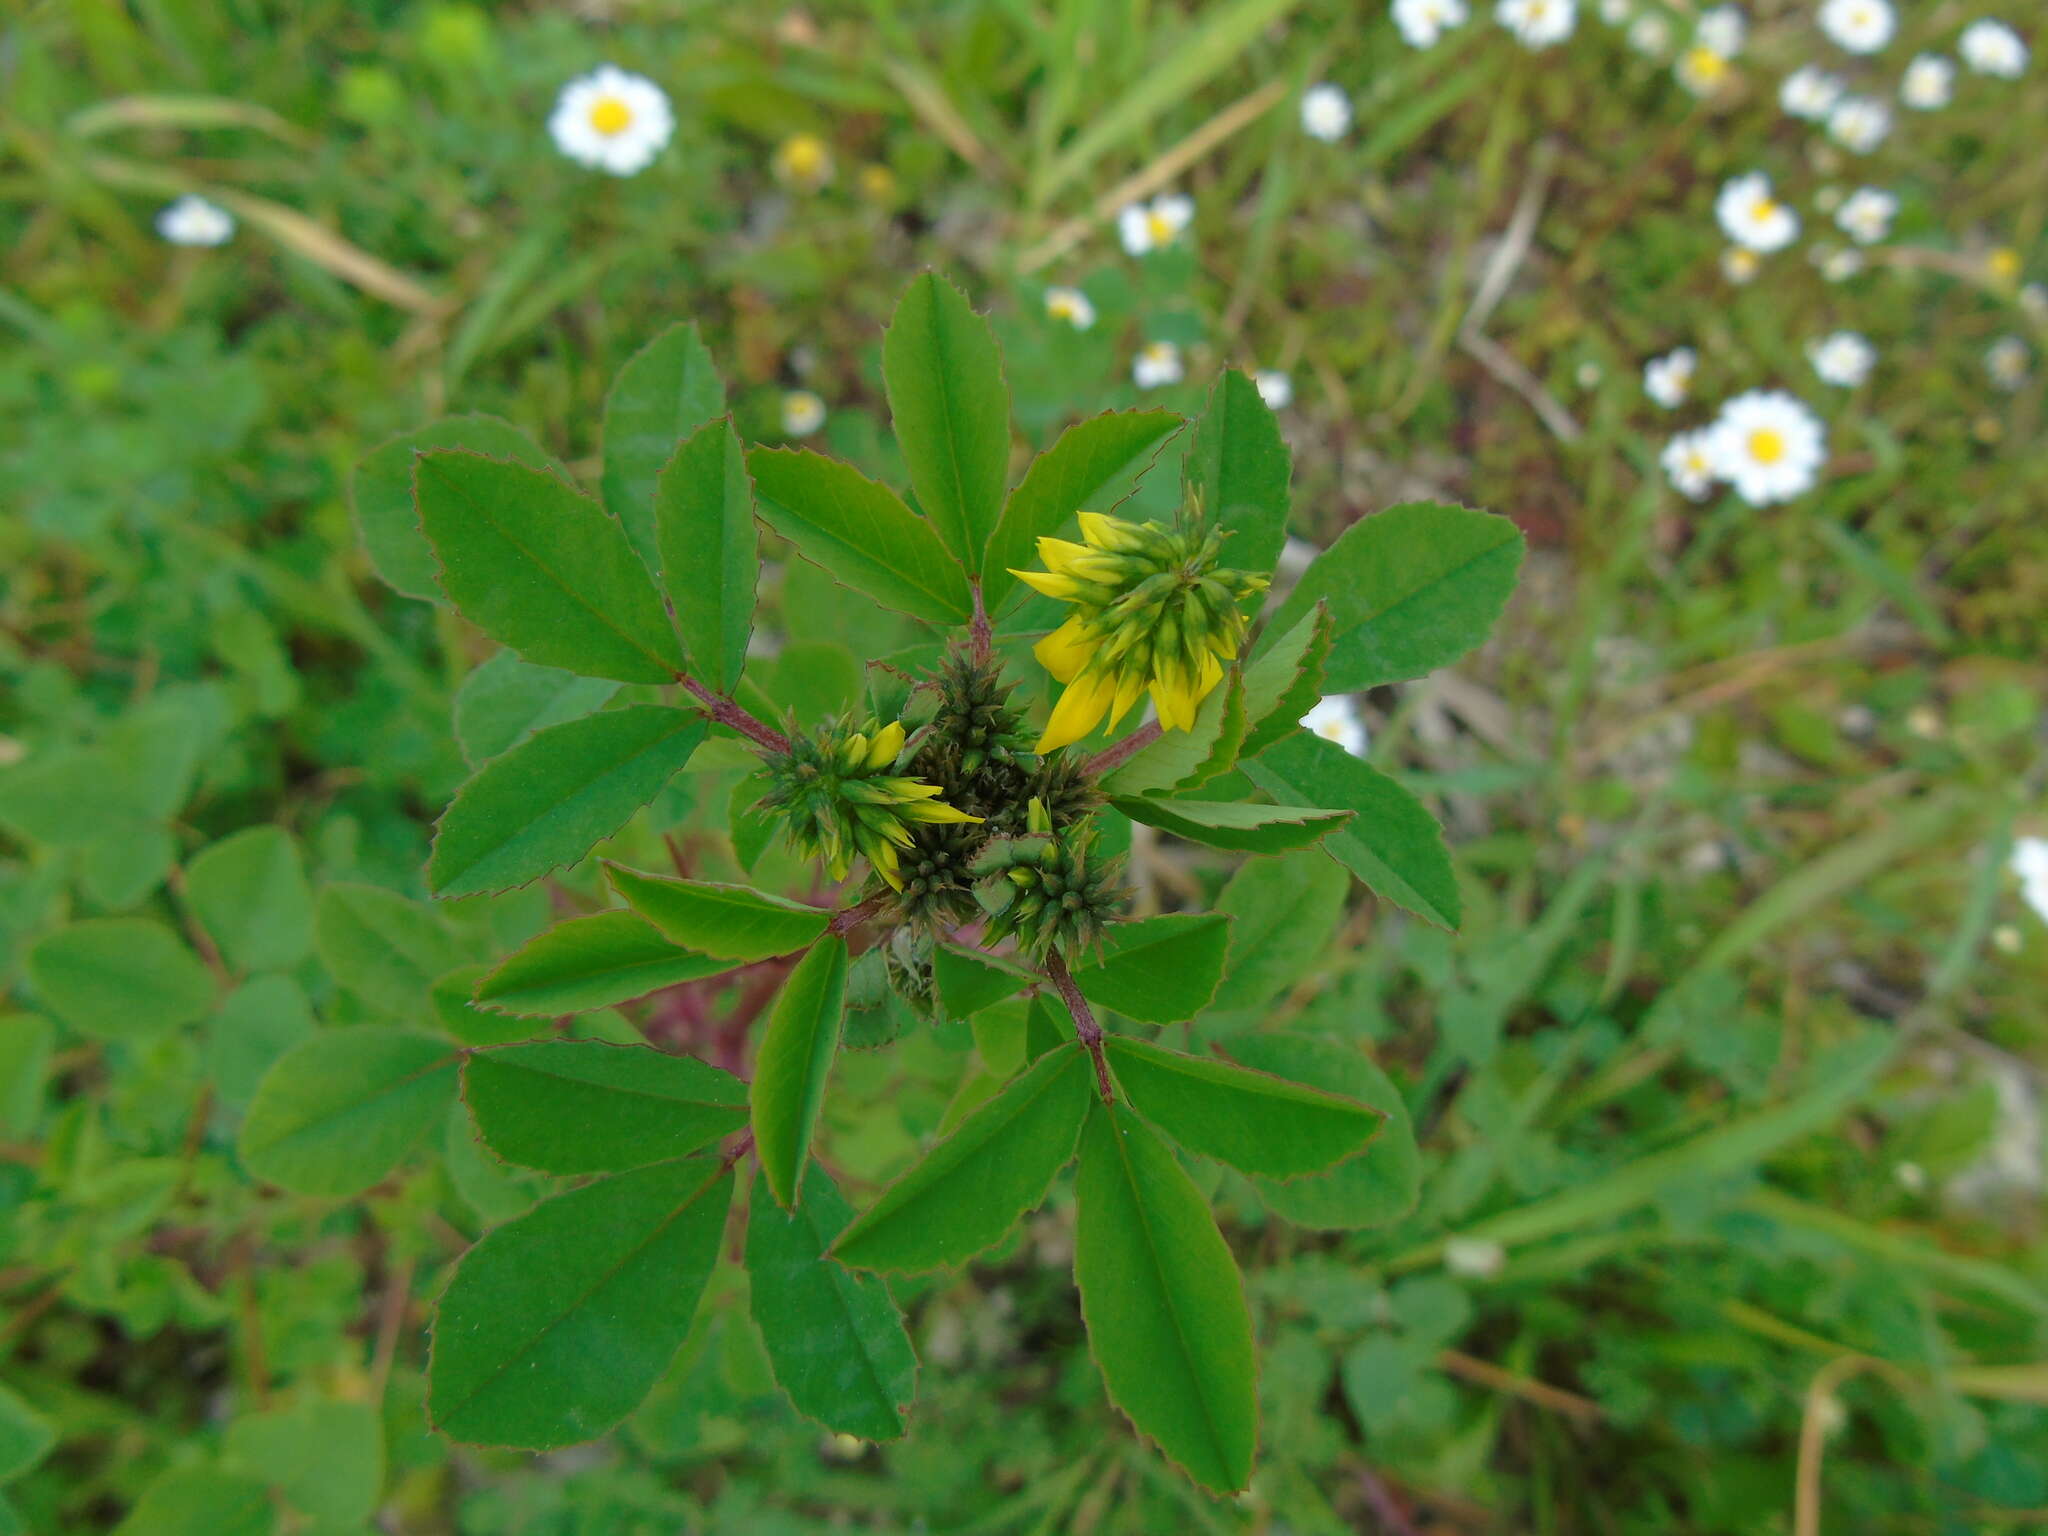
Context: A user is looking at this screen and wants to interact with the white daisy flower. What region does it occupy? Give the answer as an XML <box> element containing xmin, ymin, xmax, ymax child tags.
<box><xmin>1818</xmin><ymin>246</ymin><xmax>1866</xmax><ymax>281</ymax></box>
<box><xmin>1699</xmin><ymin>5</ymin><xmax>1747</xmax><ymax>54</ymax></box>
<box><xmin>1819</xmin><ymin>0</ymin><xmax>1896</xmax><ymax>54</ymax></box>
<box><xmin>1254</xmin><ymin>370</ymin><xmax>1294</xmax><ymax>409</ymax></box>
<box><xmin>1300</xmin><ymin>83</ymin><xmax>1353</xmax><ymax>141</ymax></box>
<box><xmin>1781</xmin><ymin>65</ymin><xmax>1846</xmax><ymax>117</ymax></box>
<box><xmin>1677</xmin><ymin>44</ymin><xmax>1736</xmax><ymax>94</ymax></box>
<box><xmin>1662</xmin><ymin>430</ymin><xmax>1718</xmax><ymax>500</ymax></box>
<box><xmin>1117</xmin><ymin>193</ymin><xmax>1194</xmax><ymax>256</ymax></box>
<box><xmin>772</xmin><ymin>133</ymin><xmax>835</xmax><ymax>193</ymax></box>
<box><xmin>1132</xmin><ymin>341</ymin><xmax>1184</xmax><ymax>390</ymax></box>
<box><xmin>1300</xmin><ymin>696</ymin><xmax>1369</xmax><ymax>757</ymax></box>
<box><xmin>780</xmin><ymin>390</ymin><xmax>826</xmax><ymax>437</ymax></box>
<box><xmin>1960</xmin><ymin>19</ymin><xmax>2029</xmax><ymax>77</ymax></box>
<box><xmin>156</xmin><ymin>194</ymin><xmax>234</xmax><ymax>247</ymax></box>
<box><xmin>1835</xmin><ymin>186</ymin><xmax>1898</xmax><ymax>244</ymax></box>
<box><xmin>1986</xmin><ymin>335</ymin><xmax>2030</xmax><ymax>390</ymax></box>
<box><xmin>1496</xmin><ymin>0</ymin><xmax>1577</xmax><ymax>48</ymax></box>
<box><xmin>1643</xmin><ymin>347</ymin><xmax>1697</xmax><ymax>409</ymax></box>
<box><xmin>548</xmin><ymin>65</ymin><xmax>674</xmax><ymax>177</ymax></box>
<box><xmin>1716</xmin><ymin>172</ymin><xmax>1799</xmax><ymax>252</ymax></box>
<box><xmin>1809</xmin><ymin>330</ymin><xmax>1876</xmax><ymax>386</ymax></box>
<box><xmin>1444</xmin><ymin>1237</ymin><xmax>1506</xmax><ymax>1279</ymax></box>
<box><xmin>1394</xmin><ymin>0</ymin><xmax>1471</xmax><ymax>47</ymax></box>
<box><xmin>1900</xmin><ymin>53</ymin><xmax>1956</xmax><ymax>108</ymax></box>
<box><xmin>1044</xmin><ymin>286</ymin><xmax>1097</xmax><ymax>330</ymax></box>
<box><xmin>1827</xmin><ymin>95</ymin><xmax>1892</xmax><ymax>152</ymax></box>
<box><xmin>1599</xmin><ymin>0</ymin><xmax>1630</xmax><ymax>22</ymax></box>
<box><xmin>1705</xmin><ymin>389</ymin><xmax>1828</xmax><ymax>505</ymax></box>
<box><xmin>1628</xmin><ymin>12</ymin><xmax>1672</xmax><ymax>52</ymax></box>
<box><xmin>2013</xmin><ymin>837</ymin><xmax>2048</xmax><ymax>926</ymax></box>
<box><xmin>1721</xmin><ymin>246</ymin><xmax>1762</xmax><ymax>283</ymax></box>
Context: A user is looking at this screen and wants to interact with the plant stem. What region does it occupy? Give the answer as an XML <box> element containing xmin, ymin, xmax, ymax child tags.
<box><xmin>1045</xmin><ymin>948</ymin><xmax>1115</xmax><ymax>1103</ymax></box>
<box><xmin>1083</xmin><ymin>720</ymin><xmax>1160</xmax><ymax>778</ymax></box>
<box><xmin>828</xmin><ymin>891</ymin><xmax>889</xmax><ymax>936</ymax></box>
<box><xmin>970</xmin><ymin>582</ymin><xmax>993</xmax><ymax>665</ymax></box>
<box><xmin>678</xmin><ymin>673</ymin><xmax>790</xmax><ymax>754</ymax></box>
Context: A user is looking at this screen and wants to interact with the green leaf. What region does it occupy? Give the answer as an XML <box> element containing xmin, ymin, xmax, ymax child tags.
<box><xmin>751</xmin><ymin>936</ymin><xmax>848</xmax><ymax>1209</ymax></box>
<box><xmin>1098</xmin><ymin>668</ymin><xmax>1247</xmax><ymax>796</ymax></box>
<box><xmin>464</xmin><ymin>1040</ymin><xmax>747</xmax><ymax>1173</ymax></box>
<box><xmin>183</xmin><ymin>826</ymin><xmax>314</xmax><ymax>974</ymax></box>
<box><xmin>0</xmin><ymin>1383</ymin><xmax>54</xmax><ymax>1482</ymax></box>
<box><xmin>431</xmin><ymin>965</ymin><xmax>535</xmax><ymax>1046</ymax></box>
<box><xmin>1225</xmin><ymin>1034</ymin><xmax>1421</xmax><ymax>1230</ymax></box>
<box><xmin>1206</xmin><ymin>851</ymin><xmax>1351</xmax><ymax>1015</ymax></box>
<box><xmin>654</xmin><ymin>418</ymin><xmax>758</xmax><ymax>693</ymax></box>
<box><xmin>1242</xmin><ymin>732</ymin><xmax>1461</xmax><ymax>929</ymax></box>
<box><xmin>932</xmin><ymin>943</ymin><xmax>1035</xmax><ymax>1020</ymax></box>
<box><xmin>222</xmin><ymin>1399</ymin><xmax>382</xmax><ymax>1528</ymax></box>
<box><xmin>1104</xmin><ymin>1035</ymin><xmax>1382</xmax><ymax>1178</ymax></box>
<box><xmin>605</xmin><ymin>865</ymin><xmax>829</xmax><ymax>962</ymax></box>
<box><xmin>1266</xmin><ymin>502</ymin><xmax>1524</xmax><ymax>692</ymax></box>
<box><xmin>1071</xmin><ymin>913</ymin><xmax>1231</xmax><ymax>1023</ymax></box>
<box><xmin>415</xmin><ymin>451</ymin><xmax>685</xmax><ymax>683</ymax></box>
<box><xmin>1182</xmin><ymin>369</ymin><xmax>1290</xmax><ymax>587</ymax></box>
<box><xmin>0</xmin><ymin>1014</ymin><xmax>54</xmax><ymax>1135</ymax></box>
<box><xmin>748</xmin><ymin>447</ymin><xmax>973</xmax><ymax>623</ymax></box>
<box><xmin>112</xmin><ymin>1468</ymin><xmax>273</xmax><ymax>1536</ymax></box>
<box><xmin>474</xmin><ymin>910</ymin><xmax>735</xmax><ymax>1016</ymax></box>
<box><xmin>1074</xmin><ymin>1102</ymin><xmax>1257</xmax><ymax>1494</ymax></box>
<box><xmin>26</xmin><ymin>920</ymin><xmax>214</xmax><ymax>1040</ymax></box>
<box><xmin>313</xmin><ymin>884</ymin><xmax>467</xmax><ymax>1016</ymax></box>
<box><xmin>239</xmin><ymin>1028</ymin><xmax>458</xmax><ymax>1198</ymax></box>
<box><xmin>831</xmin><ymin>1045</ymin><xmax>1091</xmax><ymax>1273</ymax></box>
<box><xmin>429</xmin><ymin>1157</ymin><xmax>732</xmax><ymax>1449</ymax></box>
<box><xmin>601</xmin><ymin>320</ymin><xmax>726</xmax><ymax>571</ymax></box>
<box><xmin>428</xmin><ymin>706</ymin><xmax>707</xmax><ymax>898</ymax></box>
<box><xmin>206</xmin><ymin>975</ymin><xmax>316</xmax><ymax>1110</ymax></box>
<box><xmin>453</xmin><ymin>649</ymin><xmax>620</xmax><ymax>766</ymax></box>
<box><xmin>746</xmin><ymin>1164</ymin><xmax>918</xmax><ymax>1440</ymax></box>
<box><xmin>352</xmin><ymin>414</ymin><xmax>557</xmax><ymax>604</ymax></box>
<box><xmin>882</xmin><ymin>273</ymin><xmax>1012</xmax><ymax>567</ymax></box>
<box><xmin>1110</xmin><ymin>797</ymin><xmax>1350</xmax><ymax>853</ymax></box>
<box><xmin>982</xmin><ymin>409</ymin><xmax>1183</xmax><ymax>613</ymax></box>
<box><xmin>1237</xmin><ymin>604</ymin><xmax>1332</xmax><ymax>760</ymax></box>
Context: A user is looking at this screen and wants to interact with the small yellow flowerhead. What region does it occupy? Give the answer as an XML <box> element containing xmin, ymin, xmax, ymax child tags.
<box><xmin>755</xmin><ymin>717</ymin><xmax>982</xmax><ymax>891</ymax></box>
<box><xmin>1011</xmin><ymin>509</ymin><xmax>1267</xmax><ymax>752</ymax></box>
<box><xmin>773</xmin><ymin>133</ymin><xmax>835</xmax><ymax>194</ymax></box>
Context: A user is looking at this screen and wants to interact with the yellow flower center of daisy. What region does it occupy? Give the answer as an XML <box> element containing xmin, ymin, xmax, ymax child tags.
<box><xmin>782</xmin><ymin>136</ymin><xmax>827</xmax><ymax>178</ymax></box>
<box><xmin>1316</xmin><ymin>719</ymin><xmax>1346</xmax><ymax>741</ymax></box>
<box><xmin>1145</xmin><ymin>211</ymin><xmax>1175</xmax><ymax>244</ymax></box>
<box><xmin>1748</xmin><ymin>427</ymin><xmax>1786</xmax><ymax>464</ymax></box>
<box><xmin>587</xmin><ymin>97</ymin><xmax>633</xmax><ymax>136</ymax></box>
<box><xmin>1688</xmin><ymin>47</ymin><xmax>1728</xmax><ymax>81</ymax></box>
<box><xmin>1049</xmin><ymin>294</ymin><xmax>1076</xmax><ymax>318</ymax></box>
<box><xmin>1989</xmin><ymin>248</ymin><xmax>2020</xmax><ymax>280</ymax></box>
<box><xmin>1753</xmin><ymin>197</ymin><xmax>1777</xmax><ymax>221</ymax></box>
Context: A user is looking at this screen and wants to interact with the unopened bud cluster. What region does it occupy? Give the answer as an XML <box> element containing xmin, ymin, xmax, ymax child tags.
<box><xmin>1013</xmin><ymin>510</ymin><xmax>1268</xmax><ymax>750</ymax></box>
<box><xmin>753</xmin><ymin>718</ymin><xmax>981</xmax><ymax>891</ymax></box>
<box><xmin>970</xmin><ymin>799</ymin><xmax>1121</xmax><ymax>959</ymax></box>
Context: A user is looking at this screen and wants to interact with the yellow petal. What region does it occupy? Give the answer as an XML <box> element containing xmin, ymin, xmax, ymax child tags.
<box><xmin>865</xmin><ymin>720</ymin><xmax>907</xmax><ymax>769</ymax></box>
<box><xmin>1037</xmin><ymin>671</ymin><xmax>1116</xmax><ymax>753</ymax></box>
<box><xmin>1195</xmin><ymin>651</ymin><xmax>1224</xmax><ymax>699</ymax></box>
<box><xmin>1033</xmin><ymin>615</ymin><xmax>1097</xmax><ymax>683</ymax></box>
<box><xmin>870</xmin><ymin>844</ymin><xmax>904</xmax><ymax>890</ymax></box>
<box><xmin>1035</xmin><ymin>536</ymin><xmax>1094</xmax><ymax>575</ymax></box>
<box><xmin>1077</xmin><ymin>510</ymin><xmax>1138</xmax><ymax>551</ymax></box>
<box><xmin>1107</xmin><ymin>668</ymin><xmax>1147</xmax><ymax>729</ymax></box>
<box><xmin>1009</xmin><ymin>567</ymin><xmax>1083</xmax><ymax>601</ymax></box>
<box><xmin>902</xmin><ymin>800</ymin><xmax>984</xmax><ymax>825</ymax></box>
<box><xmin>1150</xmin><ymin>670</ymin><xmax>1198</xmax><ymax>732</ymax></box>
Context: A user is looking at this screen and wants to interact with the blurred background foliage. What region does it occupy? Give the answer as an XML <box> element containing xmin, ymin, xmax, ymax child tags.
<box><xmin>2</xmin><ymin>0</ymin><xmax>2045</xmax><ymax>1531</ymax></box>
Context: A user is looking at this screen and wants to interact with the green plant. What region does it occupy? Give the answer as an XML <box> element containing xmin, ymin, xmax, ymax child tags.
<box><xmin>316</xmin><ymin>272</ymin><xmax>1524</xmax><ymax>1493</ymax></box>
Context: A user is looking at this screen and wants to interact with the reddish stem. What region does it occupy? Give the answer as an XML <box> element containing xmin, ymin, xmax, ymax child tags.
<box><xmin>1083</xmin><ymin>720</ymin><xmax>1161</xmax><ymax>779</ymax></box>
<box><xmin>679</xmin><ymin>673</ymin><xmax>790</xmax><ymax>754</ymax></box>
<box><xmin>828</xmin><ymin>891</ymin><xmax>889</xmax><ymax>936</ymax></box>
<box><xmin>1045</xmin><ymin>948</ymin><xmax>1115</xmax><ymax>1103</ymax></box>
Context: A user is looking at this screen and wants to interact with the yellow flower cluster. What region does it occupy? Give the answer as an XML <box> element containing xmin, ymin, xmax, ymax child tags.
<box><xmin>1012</xmin><ymin>511</ymin><xmax>1266</xmax><ymax>752</ymax></box>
